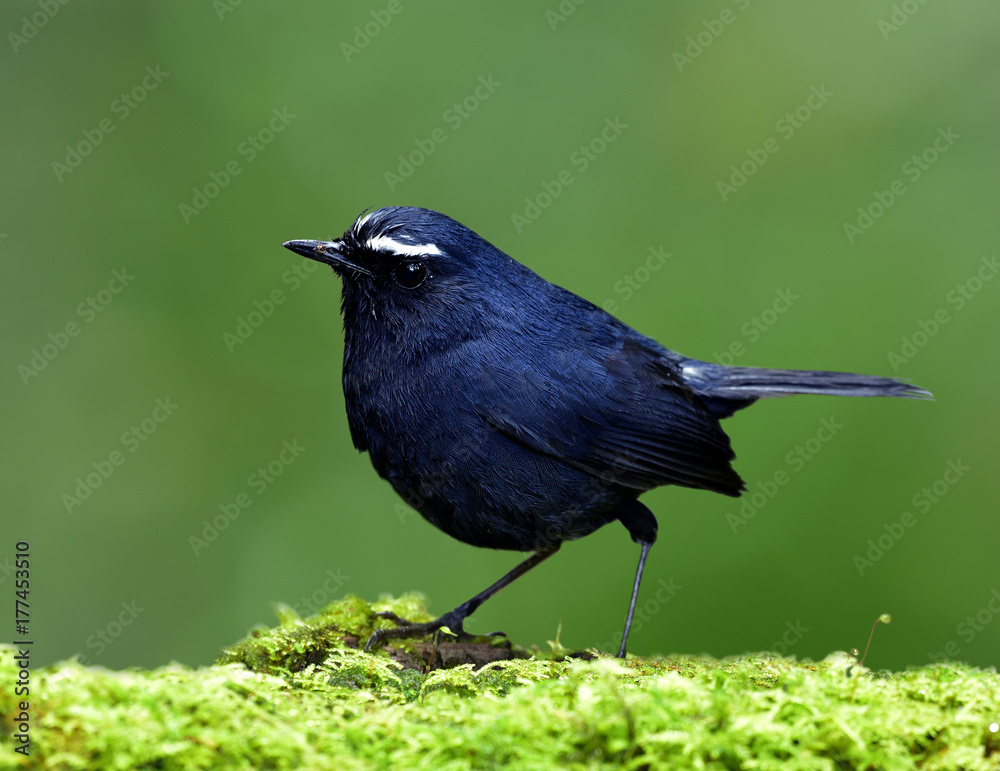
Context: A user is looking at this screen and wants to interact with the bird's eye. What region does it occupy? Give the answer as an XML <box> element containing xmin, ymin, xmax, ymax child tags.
<box><xmin>392</xmin><ymin>260</ymin><xmax>427</xmax><ymax>289</ymax></box>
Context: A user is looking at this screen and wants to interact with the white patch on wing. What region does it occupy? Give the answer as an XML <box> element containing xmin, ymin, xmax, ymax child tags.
<box><xmin>367</xmin><ymin>235</ymin><xmax>443</xmax><ymax>257</ymax></box>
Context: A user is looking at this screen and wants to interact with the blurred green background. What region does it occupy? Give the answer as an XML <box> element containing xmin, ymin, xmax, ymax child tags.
<box><xmin>4</xmin><ymin>1</ymin><xmax>998</xmax><ymax>672</ymax></box>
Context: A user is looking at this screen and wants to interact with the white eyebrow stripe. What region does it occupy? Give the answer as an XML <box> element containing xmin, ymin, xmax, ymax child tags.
<box><xmin>366</xmin><ymin>235</ymin><xmax>443</xmax><ymax>257</ymax></box>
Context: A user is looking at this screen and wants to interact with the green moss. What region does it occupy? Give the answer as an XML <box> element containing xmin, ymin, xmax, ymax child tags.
<box><xmin>217</xmin><ymin>593</ymin><xmax>528</xmax><ymax>679</ymax></box>
<box><xmin>2</xmin><ymin>595</ymin><xmax>998</xmax><ymax>769</ymax></box>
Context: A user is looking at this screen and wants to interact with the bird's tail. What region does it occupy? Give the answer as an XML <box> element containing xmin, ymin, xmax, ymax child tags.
<box><xmin>680</xmin><ymin>360</ymin><xmax>932</xmax><ymax>418</ymax></box>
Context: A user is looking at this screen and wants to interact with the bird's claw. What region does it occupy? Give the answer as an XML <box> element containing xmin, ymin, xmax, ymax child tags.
<box><xmin>364</xmin><ymin>609</ymin><xmax>471</xmax><ymax>652</ymax></box>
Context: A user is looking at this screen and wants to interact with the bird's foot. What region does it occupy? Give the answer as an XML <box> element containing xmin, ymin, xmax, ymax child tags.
<box><xmin>365</xmin><ymin>608</ymin><xmax>475</xmax><ymax>652</ymax></box>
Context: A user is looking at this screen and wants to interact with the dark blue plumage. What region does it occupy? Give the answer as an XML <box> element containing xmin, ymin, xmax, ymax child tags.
<box><xmin>283</xmin><ymin>206</ymin><xmax>930</xmax><ymax>656</ymax></box>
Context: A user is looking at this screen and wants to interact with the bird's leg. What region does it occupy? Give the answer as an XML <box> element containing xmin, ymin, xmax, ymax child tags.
<box><xmin>618</xmin><ymin>539</ymin><xmax>653</xmax><ymax>658</ymax></box>
<box><xmin>365</xmin><ymin>545</ymin><xmax>560</xmax><ymax>651</ymax></box>
<box><xmin>614</xmin><ymin>499</ymin><xmax>658</xmax><ymax>658</ymax></box>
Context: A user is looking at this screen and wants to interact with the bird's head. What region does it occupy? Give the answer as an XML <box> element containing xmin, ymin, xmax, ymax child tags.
<box><xmin>284</xmin><ymin>207</ymin><xmax>536</xmax><ymax>346</ymax></box>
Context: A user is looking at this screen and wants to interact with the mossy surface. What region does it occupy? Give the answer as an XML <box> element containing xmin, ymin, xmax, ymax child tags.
<box><xmin>2</xmin><ymin>595</ymin><xmax>998</xmax><ymax>770</ymax></box>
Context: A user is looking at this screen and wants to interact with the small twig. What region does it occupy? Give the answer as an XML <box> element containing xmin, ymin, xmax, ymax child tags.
<box><xmin>847</xmin><ymin>613</ymin><xmax>892</xmax><ymax>677</ymax></box>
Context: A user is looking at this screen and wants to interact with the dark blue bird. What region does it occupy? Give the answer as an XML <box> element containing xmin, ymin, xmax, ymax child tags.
<box><xmin>283</xmin><ymin>206</ymin><xmax>930</xmax><ymax>657</ymax></box>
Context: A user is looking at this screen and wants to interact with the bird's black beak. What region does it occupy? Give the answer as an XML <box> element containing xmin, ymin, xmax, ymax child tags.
<box><xmin>282</xmin><ymin>239</ymin><xmax>372</xmax><ymax>276</ymax></box>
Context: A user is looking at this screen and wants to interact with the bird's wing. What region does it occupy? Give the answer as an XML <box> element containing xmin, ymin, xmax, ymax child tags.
<box><xmin>476</xmin><ymin>332</ymin><xmax>745</xmax><ymax>497</ymax></box>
